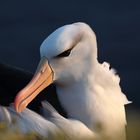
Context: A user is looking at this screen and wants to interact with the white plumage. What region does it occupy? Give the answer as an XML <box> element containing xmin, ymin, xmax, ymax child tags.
<box><xmin>0</xmin><ymin>22</ymin><xmax>130</xmax><ymax>140</ymax></box>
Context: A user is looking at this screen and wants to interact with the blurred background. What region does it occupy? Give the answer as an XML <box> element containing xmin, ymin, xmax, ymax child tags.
<box><xmin>0</xmin><ymin>0</ymin><xmax>139</xmax><ymax>111</ymax></box>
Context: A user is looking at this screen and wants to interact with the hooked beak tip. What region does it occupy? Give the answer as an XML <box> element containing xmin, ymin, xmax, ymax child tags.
<box><xmin>14</xmin><ymin>58</ymin><xmax>53</xmax><ymax>113</ymax></box>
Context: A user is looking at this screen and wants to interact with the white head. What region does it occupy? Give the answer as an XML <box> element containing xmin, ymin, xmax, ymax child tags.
<box><xmin>40</xmin><ymin>22</ymin><xmax>97</xmax><ymax>86</ymax></box>
<box><xmin>14</xmin><ymin>22</ymin><xmax>98</xmax><ymax>112</ymax></box>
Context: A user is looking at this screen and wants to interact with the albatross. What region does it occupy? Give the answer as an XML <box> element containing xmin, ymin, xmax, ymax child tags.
<box><xmin>0</xmin><ymin>22</ymin><xmax>130</xmax><ymax>140</ymax></box>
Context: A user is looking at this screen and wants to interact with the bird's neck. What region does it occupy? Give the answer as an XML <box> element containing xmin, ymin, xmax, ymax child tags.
<box><xmin>56</xmin><ymin>63</ymin><xmax>127</xmax><ymax>140</ymax></box>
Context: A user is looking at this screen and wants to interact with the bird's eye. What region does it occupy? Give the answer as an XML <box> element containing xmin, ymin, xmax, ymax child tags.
<box><xmin>56</xmin><ymin>49</ymin><xmax>72</xmax><ymax>58</ymax></box>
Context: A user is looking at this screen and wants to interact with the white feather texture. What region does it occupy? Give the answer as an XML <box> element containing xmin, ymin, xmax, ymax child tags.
<box><xmin>0</xmin><ymin>22</ymin><xmax>130</xmax><ymax>140</ymax></box>
<box><xmin>40</xmin><ymin>22</ymin><xmax>130</xmax><ymax>139</ymax></box>
<box><xmin>0</xmin><ymin>105</ymin><xmax>59</xmax><ymax>137</ymax></box>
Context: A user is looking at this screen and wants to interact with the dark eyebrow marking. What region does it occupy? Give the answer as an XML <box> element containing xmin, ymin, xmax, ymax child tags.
<box><xmin>55</xmin><ymin>48</ymin><xmax>73</xmax><ymax>58</ymax></box>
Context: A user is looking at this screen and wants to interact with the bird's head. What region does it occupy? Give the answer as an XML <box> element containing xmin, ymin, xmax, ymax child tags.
<box><xmin>14</xmin><ymin>22</ymin><xmax>97</xmax><ymax>112</ymax></box>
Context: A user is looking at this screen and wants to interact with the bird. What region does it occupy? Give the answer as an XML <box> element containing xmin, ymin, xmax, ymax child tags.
<box><xmin>0</xmin><ymin>22</ymin><xmax>130</xmax><ymax>140</ymax></box>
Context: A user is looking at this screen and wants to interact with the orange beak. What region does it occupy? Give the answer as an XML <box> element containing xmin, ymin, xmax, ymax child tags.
<box><xmin>14</xmin><ymin>57</ymin><xmax>53</xmax><ymax>112</ymax></box>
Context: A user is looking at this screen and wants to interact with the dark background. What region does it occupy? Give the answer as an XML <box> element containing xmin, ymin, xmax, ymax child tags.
<box><xmin>0</xmin><ymin>0</ymin><xmax>139</xmax><ymax>109</ymax></box>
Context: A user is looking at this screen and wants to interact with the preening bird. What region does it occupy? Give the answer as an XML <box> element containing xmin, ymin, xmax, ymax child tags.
<box><xmin>0</xmin><ymin>63</ymin><xmax>66</xmax><ymax>116</ymax></box>
<box><xmin>0</xmin><ymin>22</ymin><xmax>130</xmax><ymax>140</ymax></box>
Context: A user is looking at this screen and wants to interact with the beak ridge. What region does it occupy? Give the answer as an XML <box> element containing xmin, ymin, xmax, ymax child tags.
<box><xmin>14</xmin><ymin>58</ymin><xmax>53</xmax><ymax>112</ymax></box>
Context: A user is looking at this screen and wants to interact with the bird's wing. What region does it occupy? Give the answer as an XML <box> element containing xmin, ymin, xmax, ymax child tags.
<box><xmin>0</xmin><ymin>104</ymin><xmax>96</xmax><ymax>139</ymax></box>
<box><xmin>0</xmin><ymin>104</ymin><xmax>60</xmax><ymax>137</ymax></box>
<box><xmin>41</xmin><ymin>101</ymin><xmax>97</xmax><ymax>139</ymax></box>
